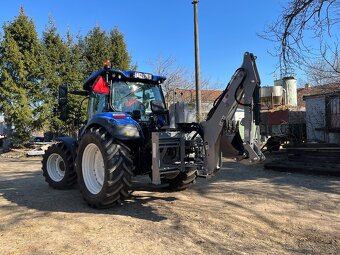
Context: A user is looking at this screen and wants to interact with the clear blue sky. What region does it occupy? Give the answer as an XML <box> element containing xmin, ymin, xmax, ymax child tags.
<box><xmin>0</xmin><ymin>0</ymin><xmax>285</xmax><ymax>88</ymax></box>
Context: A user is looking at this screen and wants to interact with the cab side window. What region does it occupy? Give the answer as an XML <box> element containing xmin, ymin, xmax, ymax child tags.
<box><xmin>88</xmin><ymin>93</ymin><xmax>106</xmax><ymax>119</ymax></box>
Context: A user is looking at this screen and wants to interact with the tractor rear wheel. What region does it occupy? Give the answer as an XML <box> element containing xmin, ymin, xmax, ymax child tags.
<box><xmin>162</xmin><ymin>169</ymin><xmax>197</xmax><ymax>191</ymax></box>
<box><xmin>76</xmin><ymin>127</ymin><xmax>133</xmax><ymax>208</ymax></box>
<box><xmin>42</xmin><ymin>143</ymin><xmax>77</xmax><ymax>189</ymax></box>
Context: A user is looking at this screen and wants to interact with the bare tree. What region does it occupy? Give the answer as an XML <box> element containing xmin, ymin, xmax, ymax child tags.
<box><xmin>149</xmin><ymin>56</ymin><xmax>219</xmax><ymax>105</ymax></box>
<box><xmin>310</xmin><ymin>42</ymin><xmax>340</xmax><ymax>83</ymax></box>
<box><xmin>149</xmin><ymin>56</ymin><xmax>189</xmax><ymax>104</ymax></box>
<box><xmin>263</xmin><ymin>0</ymin><xmax>340</xmax><ymax>80</ymax></box>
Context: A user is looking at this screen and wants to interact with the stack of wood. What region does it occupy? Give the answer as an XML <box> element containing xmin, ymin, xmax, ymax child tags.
<box><xmin>265</xmin><ymin>143</ymin><xmax>340</xmax><ymax>176</ymax></box>
<box><xmin>26</xmin><ymin>142</ymin><xmax>53</xmax><ymax>156</ymax></box>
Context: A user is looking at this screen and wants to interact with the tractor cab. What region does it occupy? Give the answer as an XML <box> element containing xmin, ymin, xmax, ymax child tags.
<box><xmin>83</xmin><ymin>64</ymin><xmax>168</xmax><ymax>125</ymax></box>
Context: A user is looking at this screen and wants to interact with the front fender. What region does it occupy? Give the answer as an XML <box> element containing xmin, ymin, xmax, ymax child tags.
<box><xmin>55</xmin><ymin>136</ymin><xmax>78</xmax><ymax>160</ymax></box>
<box><xmin>81</xmin><ymin>113</ymin><xmax>144</xmax><ymax>141</ymax></box>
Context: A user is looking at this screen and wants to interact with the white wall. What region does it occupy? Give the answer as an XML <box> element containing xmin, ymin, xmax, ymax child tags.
<box><xmin>305</xmin><ymin>96</ymin><xmax>326</xmax><ymax>142</ymax></box>
<box><xmin>305</xmin><ymin>95</ymin><xmax>340</xmax><ymax>144</ymax></box>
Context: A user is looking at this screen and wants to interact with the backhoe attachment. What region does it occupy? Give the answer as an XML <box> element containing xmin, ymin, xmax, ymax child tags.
<box><xmin>200</xmin><ymin>52</ymin><xmax>265</xmax><ymax>175</ymax></box>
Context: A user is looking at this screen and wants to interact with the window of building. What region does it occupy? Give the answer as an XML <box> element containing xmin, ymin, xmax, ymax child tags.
<box><xmin>327</xmin><ymin>96</ymin><xmax>340</xmax><ymax>130</ymax></box>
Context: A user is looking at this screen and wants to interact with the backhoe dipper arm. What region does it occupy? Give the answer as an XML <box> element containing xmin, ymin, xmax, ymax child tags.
<box><xmin>200</xmin><ymin>52</ymin><xmax>265</xmax><ymax>175</ymax></box>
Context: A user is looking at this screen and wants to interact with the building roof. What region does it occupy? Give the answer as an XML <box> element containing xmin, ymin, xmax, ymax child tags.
<box><xmin>303</xmin><ymin>90</ymin><xmax>340</xmax><ymax>100</ymax></box>
<box><xmin>297</xmin><ymin>83</ymin><xmax>340</xmax><ymax>107</ymax></box>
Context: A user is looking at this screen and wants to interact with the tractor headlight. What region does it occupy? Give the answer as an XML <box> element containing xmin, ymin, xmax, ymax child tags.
<box><xmin>114</xmin><ymin>124</ymin><xmax>140</xmax><ymax>138</ymax></box>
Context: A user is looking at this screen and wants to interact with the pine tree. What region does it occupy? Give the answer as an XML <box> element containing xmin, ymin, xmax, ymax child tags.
<box><xmin>81</xmin><ymin>26</ymin><xmax>110</xmax><ymax>77</ymax></box>
<box><xmin>109</xmin><ymin>27</ymin><xmax>132</xmax><ymax>70</ymax></box>
<box><xmin>42</xmin><ymin>21</ymin><xmax>87</xmax><ymax>136</ymax></box>
<box><xmin>42</xmin><ymin>17</ymin><xmax>71</xmax><ymax>134</ymax></box>
<box><xmin>64</xmin><ymin>32</ymin><xmax>87</xmax><ymax>136</ymax></box>
<box><xmin>0</xmin><ymin>12</ymin><xmax>136</xmax><ymax>143</ymax></box>
<box><xmin>0</xmin><ymin>7</ymin><xmax>44</xmax><ymax>144</ymax></box>
<box><xmin>81</xmin><ymin>26</ymin><xmax>134</xmax><ymax>74</ymax></box>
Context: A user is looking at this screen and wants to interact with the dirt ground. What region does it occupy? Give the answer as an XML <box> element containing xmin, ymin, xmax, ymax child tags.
<box><xmin>0</xmin><ymin>154</ymin><xmax>339</xmax><ymax>255</ymax></box>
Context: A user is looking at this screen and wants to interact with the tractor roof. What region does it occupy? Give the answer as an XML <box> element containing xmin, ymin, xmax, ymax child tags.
<box><xmin>83</xmin><ymin>68</ymin><xmax>166</xmax><ymax>91</ymax></box>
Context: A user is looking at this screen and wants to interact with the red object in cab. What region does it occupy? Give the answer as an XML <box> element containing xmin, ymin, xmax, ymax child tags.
<box><xmin>92</xmin><ymin>76</ymin><xmax>109</xmax><ymax>95</ymax></box>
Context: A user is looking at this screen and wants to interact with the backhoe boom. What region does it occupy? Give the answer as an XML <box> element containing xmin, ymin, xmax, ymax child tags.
<box><xmin>200</xmin><ymin>52</ymin><xmax>265</xmax><ymax>174</ymax></box>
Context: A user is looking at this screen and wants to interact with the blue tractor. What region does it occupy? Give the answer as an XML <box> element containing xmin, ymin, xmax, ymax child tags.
<box><xmin>42</xmin><ymin>53</ymin><xmax>265</xmax><ymax>208</ymax></box>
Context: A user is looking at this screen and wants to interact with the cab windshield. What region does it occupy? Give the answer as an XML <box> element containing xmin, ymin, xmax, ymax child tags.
<box><xmin>111</xmin><ymin>81</ymin><xmax>164</xmax><ymax>120</ymax></box>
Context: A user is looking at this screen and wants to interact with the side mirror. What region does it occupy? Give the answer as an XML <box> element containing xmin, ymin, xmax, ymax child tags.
<box><xmin>151</xmin><ymin>100</ymin><xmax>166</xmax><ymax>114</ymax></box>
<box><xmin>58</xmin><ymin>85</ymin><xmax>68</xmax><ymax>121</ymax></box>
<box><xmin>69</xmin><ymin>90</ymin><xmax>90</xmax><ymax>97</ymax></box>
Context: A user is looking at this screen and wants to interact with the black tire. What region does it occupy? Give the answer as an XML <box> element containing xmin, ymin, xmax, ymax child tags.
<box><xmin>76</xmin><ymin>127</ymin><xmax>133</xmax><ymax>208</ymax></box>
<box><xmin>266</xmin><ymin>137</ymin><xmax>281</xmax><ymax>152</ymax></box>
<box><xmin>42</xmin><ymin>143</ymin><xmax>77</xmax><ymax>189</ymax></box>
<box><xmin>162</xmin><ymin>169</ymin><xmax>197</xmax><ymax>191</ymax></box>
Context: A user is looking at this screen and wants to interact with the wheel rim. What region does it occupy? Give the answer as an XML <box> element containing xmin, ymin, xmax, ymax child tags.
<box><xmin>47</xmin><ymin>153</ymin><xmax>66</xmax><ymax>182</ymax></box>
<box><xmin>82</xmin><ymin>143</ymin><xmax>105</xmax><ymax>195</ymax></box>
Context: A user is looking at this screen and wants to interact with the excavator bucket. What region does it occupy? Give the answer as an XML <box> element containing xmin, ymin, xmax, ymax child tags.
<box><xmin>220</xmin><ymin>131</ymin><xmax>245</xmax><ymax>159</ymax></box>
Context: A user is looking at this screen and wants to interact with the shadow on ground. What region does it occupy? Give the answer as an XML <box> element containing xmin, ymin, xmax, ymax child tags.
<box><xmin>0</xmin><ymin>159</ymin><xmax>174</xmax><ymax>222</ymax></box>
<box><xmin>1</xmin><ymin>156</ymin><xmax>339</xmax><ymax>223</ymax></box>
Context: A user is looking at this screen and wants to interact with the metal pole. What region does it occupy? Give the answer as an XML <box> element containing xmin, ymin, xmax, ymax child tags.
<box><xmin>193</xmin><ymin>0</ymin><xmax>201</xmax><ymax>122</ymax></box>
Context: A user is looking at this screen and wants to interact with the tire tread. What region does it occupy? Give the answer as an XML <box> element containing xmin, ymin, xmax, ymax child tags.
<box><xmin>76</xmin><ymin>128</ymin><xmax>133</xmax><ymax>208</ymax></box>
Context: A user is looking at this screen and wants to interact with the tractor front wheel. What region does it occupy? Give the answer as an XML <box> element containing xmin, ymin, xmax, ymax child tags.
<box><xmin>162</xmin><ymin>169</ymin><xmax>197</xmax><ymax>191</ymax></box>
<box><xmin>42</xmin><ymin>143</ymin><xmax>77</xmax><ymax>189</ymax></box>
<box><xmin>76</xmin><ymin>127</ymin><xmax>133</xmax><ymax>208</ymax></box>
